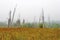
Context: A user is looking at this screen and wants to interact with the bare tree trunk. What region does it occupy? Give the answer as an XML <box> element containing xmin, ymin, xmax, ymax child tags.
<box><xmin>12</xmin><ymin>4</ymin><xmax>17</xmax><ymax>25</ymax></box>
<box><xmin>48</xmin><ymin>15</ymin><xmax>50</xmax><ymax>28</ymax></box>
<box><xmin>8</xmin><ymin>10</ymin><xmax>11</xmax><ymax>28</ymax></box>
<box><xmin>42</xmin><ymin>8</ymin><xmax>44</xmax><ymax>28</ymax></box>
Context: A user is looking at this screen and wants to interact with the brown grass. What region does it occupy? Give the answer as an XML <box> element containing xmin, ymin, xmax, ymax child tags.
<box><xmin>0</xmin><ymin>28</ymin><xmax>60</xmax><ymax>40</ymax></box>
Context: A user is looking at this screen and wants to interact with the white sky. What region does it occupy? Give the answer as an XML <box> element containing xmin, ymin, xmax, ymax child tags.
<box><xmin>0</xmin><ymin>0</ymin><xmax>60</xmax><ymax>22</ymax></box>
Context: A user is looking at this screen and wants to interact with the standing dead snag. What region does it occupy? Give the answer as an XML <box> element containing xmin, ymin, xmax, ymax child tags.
<box><xmin>22</xmin><ymin>19</ymin><xmax>25</xmax><ymax>27</ymax></box>
<box><xmin>12</xmin><ymin>4</ymin><xmax>17</xmax><ymax>25</ymax></box>
<box><xmin>8</xmin><ymin>10</ymin><xmax>11</xmax><ymax>27</ymax></box>
<box><xmin>23</xmin><ymin>19</ymin><xmax>25</xmax><ymax>24</ymax></box>
<box><xmin>33</xmin><ymin>16</ymin><xmax>36</xmax><ymax>28</ymax></box>
<box><xmin>16</xmin><ymin>19</ymin><xmax>20</xmax><ymax>26</ymax></box>
<box><xmin>16</xmin><ymin>13</ymin><xmax>21</xmax><ymax>27</ymax></box>
<box><xmin>48</xmin><ymin>15</ymin><xmax>50</xmax><ymax>28</ymax></box>
<box><xmin>39</xmin><ymin>17</ymin><xmax>41</xmax><ymax>24</ymax></box>
<box><xmin>42</xmin><ymin>8</ymin><xmax>44</xmax><ymax>28</ymax></box>
<box><xmin>39</xmin><ymin>8</ymin><xmax>44</xmax><ymax>28</ymax></box>
<box><xmin>39</xmin><ymin>15</ymin><xmax>41</xmax><ymax>28</ymax></box>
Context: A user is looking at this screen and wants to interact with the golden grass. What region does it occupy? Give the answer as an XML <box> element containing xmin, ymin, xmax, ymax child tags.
<box><xmin>0</xmin><ymin>28</ymin><xmax>59</xmax><ymax>40</ymax></box>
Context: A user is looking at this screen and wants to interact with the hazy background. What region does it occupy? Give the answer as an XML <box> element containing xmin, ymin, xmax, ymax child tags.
<box><xmin>0</xmin><ymin>0</ymin><xmax>60</xmax><ymax>23</ymax></box>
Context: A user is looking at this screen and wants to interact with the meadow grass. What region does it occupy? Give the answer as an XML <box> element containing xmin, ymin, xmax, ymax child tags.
<box><xmin>0</xmin><ymin>28</ymin><xmax>59</xmax><ymax>40</ymax></box>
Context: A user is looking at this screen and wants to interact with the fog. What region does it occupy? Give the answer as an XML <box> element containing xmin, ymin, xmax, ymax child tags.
<box><xmin>0</xmin><ymin>0</ymin><xmax>60</xmax><ymax>23</ymax></box>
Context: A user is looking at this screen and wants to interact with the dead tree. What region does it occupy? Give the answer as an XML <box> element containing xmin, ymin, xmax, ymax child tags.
<box><xmin>8</xmin><ymin>10</ymin><xmax>11</xmax><ymax>27</ymax></box>
<box><xmin>12</xmin><ymin>4</ymin><xmax>17</xmax><ymax>25</ymax></box>
<box><xmin>42</xmin><ymin>8</ymin><xmax>44</xmax><ymax>28</ymax></box>
<box><xmin>48</xmin><ymin>15</ymin><xmax>50</xmax><ymax>28</ymax></box>
<box><xmin>22</xmin><ymin>19</ymin><xmax>25</xmax><ymax>27</ymax></box>
<box><xmin>39</xmin><ymin>16</ymin><xmax>41</xmax><ymax>28</ymax></box>
<box><xmin>39</xmin><ymin>17</ymin><xmax>41</xmax><ymax>24</ymax></box>
<box><xmin>23</xmin><ymin>19</ymin><xmax>25</xmax><ymax>24</ymax></box>
<box><xmin>33</xmin><ymin>16</ymin><xmax>36</xmax><ymax>28</ymax></box>
<box><xmin>16</xmin><ymin>14</ymin><xmax>20</xmax><ymax>26</ymax></box>
<box><xmin>16</xmin><ymin>19</ymin><xmax>20</xmax><ymax>25</ymax></box>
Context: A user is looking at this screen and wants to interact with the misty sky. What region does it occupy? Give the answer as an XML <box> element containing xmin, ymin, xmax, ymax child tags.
<box><xmin>0</xmin><ymin>0</ymin><xmax>60</xmax><ymax>23</ymax></box>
